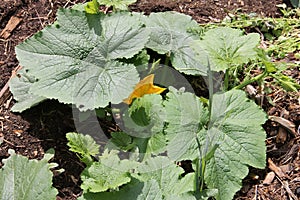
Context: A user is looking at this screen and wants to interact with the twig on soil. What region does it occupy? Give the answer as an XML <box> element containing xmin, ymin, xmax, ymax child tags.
<box><xmin>0</xmin><ymin>121</ymin><xmax>3</xmax><ymax>132</ymax></box>
<box><xmin>254</xmin><ymin>184</ymin><xmax>258</xmax><ymax>200</ymax></box>
<box><xmin>5</xmin><ymin>96</ymin><xmax>13</xmax><ymax>109</ymax></box>
<box><xmin>268</xmin><ymin>158</ymin><xmax>286</xmax><ymax>179</ymax></box>
<box><xmin>269</xmin><ymin>116</ymin><xmax>298</xmax><ymax>137</ymax></box>
<box><xmin>3</xmin><ymin>138</ymin><xmax>25</xmax><ymax>148</ymax></box>
<box><xmin>281</xmin><ymin>143</ymin><xmax>300</xmax><ymax>165</ymax></box>
<box><xmin>0</xmin><ymin>16</ymin><xmax>22</xmax><ymax>39</ymax></box>
<box><xmin>34</xmin><ymin>8</ymin><xmax>46</xmax><ymax>28</ymax></box>
<box><xmin>276</xmin><ymin>177</ymin><xmax>298</xmax><ymax>200</ymax></box>
<box><xmin>47</xmin><ymin>0</ymin><xmax>54</xmax><ymax>17</ymax></box>
<box><xmin>268</xmin><ymin>158</ymin><xmax>298</xmax><ymax>199</ymax></box>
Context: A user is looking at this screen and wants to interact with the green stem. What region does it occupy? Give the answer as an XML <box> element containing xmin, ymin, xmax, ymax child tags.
<box><xmin>194</xmin><ymin>158</ymin><xmax>200</xmax><ymax>195</ymax></box>
<box><xmin>207</xmin><ymin>59</ymin><xmax>213</xmax><ymax>128</ymax></box>
<box><xmin>164</xmin><ymin>52</ymin><xmax>171</xmax><ymax>66</ymax></box>
<box><xmin>200</xmin><ymin>158</ymin><xmax>206</xmax><ymax>191</ymax></box>
<box><xmin>195</xmin><ymin>136</ymin><xmax>202</xmax><ymax>193</ymax></box>
<box><xmin>234</xmin><ymin>70</ymin><xmax>267</xmax><ymax>90</ymax></box>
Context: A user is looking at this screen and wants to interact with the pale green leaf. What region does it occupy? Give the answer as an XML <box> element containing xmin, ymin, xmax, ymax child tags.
<box><xmin>144</xmin><ymin>12</ymin><xmax>207</xmax><ymax>75</ymax></box>
<box><xmin>66</xmin><ymin>132</ymin><xmax>100</xmax><ymax>157</ymax></box>
<box><xmin>137</xmin><ymin>179</ymin><xmax>162</xmax><ymax>200</ymax></box>
<box><xmin>204</xmin><ymin>89</ymin><xmax>267</xmax><ymax>200</ymax></box>
<box><xmin>162</xmin><ymin>88</ymin><xmax>267</xmax><ymax>200</ymax></box>
<box><xmin>163</xmin><ymin>87</ymin><xmax>209</xmax><ymax>161</ymax></box>
<box><xmin>0</xmin><ymin>150</ymin><xmax>58</xmax><ymax>200</ymax></box>
<box><xmin>193</xmin><ymin>27</ymin><xmax>260</xmax><ymax>71</ymax></box>
<box><xmin>14</xmin><ymin>9</ymin><xmax>148</xmax><ymax>110</ymax></box>
<box><xmin>134</xmin><ymin>156</ymin><xmax>195</xmax><ymax>198</ymax></box>
<box><xmin>81</xmin><ymin>150</ymin><xmax>134</xmax><ymax>192</ymax></box>
<box><xmin>81</xmin><ymin>162</ymin><xmax>131</xmax><ymax>192</ymax></box>
<box><xmin>9</xmin><ymin>69</ymin><xmax>46</xmax><ymax>112</ymax></box>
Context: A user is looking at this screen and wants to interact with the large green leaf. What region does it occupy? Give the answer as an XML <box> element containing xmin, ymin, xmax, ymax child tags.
<box><xmin>163</xmin><ymin>88</ymin><xmax>267</xmax><ymax>200</ymax></box>
<box><xmin>163</xmin><ymin>87</ymin><xmax>209</xmax><ymax>161</ymax></box>
<box><xmin>193</xmin><ymin>27</ymin><xmax>260</xmax><ymax>71</ymax></box>
<box><xmin>205</xmin><ymin>89</ymin><xmax>267</xmax><ymax>200</ymax></box>
<box><xmin>14</xmin><ymin>9</ymin><xmax>149</xmax><ymax>111</ymax></box>
<box><xmin>0</xmin><ymin>150</ymin><xmax>58</xmax><ymax>200</ymax></box>
<box><xmin>144</xmin><ymin>12</ymin><xmax>207</xmax><ymax>75</ymax></box>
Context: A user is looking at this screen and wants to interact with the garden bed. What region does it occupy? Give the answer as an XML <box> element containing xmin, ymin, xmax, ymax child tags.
<box><xmin>0</xmin><ymin>0</ymin><xmax>299</xmax><ymax>199</ymax></box>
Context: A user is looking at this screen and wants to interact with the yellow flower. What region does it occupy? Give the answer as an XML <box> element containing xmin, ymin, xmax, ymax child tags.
<box><xmin>123</xmin><ymin>74</ymin><xmax>166</xmax><ymax>105</ymax></box>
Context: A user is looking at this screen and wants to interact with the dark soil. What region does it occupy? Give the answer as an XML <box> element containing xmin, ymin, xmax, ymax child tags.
<box><xmin>0</xmin><ymin>0</ymin><xmax>299</xmax><ymax>199</ymax></box>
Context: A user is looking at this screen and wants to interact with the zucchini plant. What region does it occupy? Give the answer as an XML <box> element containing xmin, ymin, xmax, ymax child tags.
<box><xmin>6</xmin><ymin>1</ymin><xmax>271</xmax><ymax>200</ymax></box>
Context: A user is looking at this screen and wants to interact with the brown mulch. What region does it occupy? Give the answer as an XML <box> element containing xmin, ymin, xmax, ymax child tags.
<box><xmin>0</xmin><ymin>0</ymin><xmax>299</xmax><ymax>199</ymax></box>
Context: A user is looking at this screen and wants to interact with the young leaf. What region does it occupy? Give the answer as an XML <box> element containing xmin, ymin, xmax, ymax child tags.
<box><xmin>14</xmin><ymin>9</ymin><xmax>149</xmax><ymax>111</ymax></box>
<box><xmin>9</xmin><ymin>69</ymin><xmax>46</xmax><ymax>112</ymax></box>
<box><xmin>81</xmin><ymin>161</ymin><xmax>131</xmax><ymax>192</ymax></box>
<box><xmin>80</xmin><ymin>150</ymin><xmax>137</xmax><ymax>193</ymax></box>
<box><xmin>144</xmin><ymin>12</ymin><xmax>207</xmax><ymax>75</ymax></box>
<box><xmin>98</xmin><ymin>0</ymin><xmax>137</xmax><ymax>10</ymax></box>
<box><xmin>85</xmin><ymin>0</ymin><xmax>100</xmax><ymax>14</ymax></box>
<box><xmin>0</xmin><ymin>150</ymin><xmax>58</xmax><ymax>200</ymax></box>
<box><xmin>66</xmin><ymin>132</ymin><xmax>100</xmax><ymax>157</ymax></box>
<box><xmin>193</xmin><ymin>27</ymin><xmax>260</xmax><ymax>72</ymax></box>
<box><xmin>123</xmin><ymin>74</ymin><xmax>166</xmax><ymax>105</ymax></box>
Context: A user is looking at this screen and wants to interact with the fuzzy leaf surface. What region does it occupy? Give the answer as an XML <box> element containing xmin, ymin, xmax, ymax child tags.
<box><xmin>66</xmin><ymin>132</ymin><xmax>100</xmax><ymax>157</ymax></box>
<box><xmin>0</xmin><ymin>150</ymin><xmax>58</xmax><ymax>200</ymax></box>
<box><xmin>144</xmin><ymin>12</ymin><xmax>207</xmax><ymax>75</ymax></box>
<box><xmin>163</xmin><ymin>87</ymin><xmax>209</xmax><ymax>161</ymax></box>
<box><xmin>15</xmin><ymin>9</ymin><xmax>148</xmax><ymax>110</ymax></box>
<box><xmin>163</xmin><ymin>88</ymin><xmax>267</xmax><ymax>200</ymax></box>
<box><xmin>133</xmin><ymin>156</ymin><xmax>195</xmax><ymax>198</ymax></box>
<box><xmin>194</xmin><ymin>27</ymin><xmax>260</xmax><ymax>71</ymax></box>
<box><xmin>80</xmin><ymin>150</ymin><xmax>134</xmax><ymax>192</ymax></box>
<box><xmin>205</xmin><ymin>90</ymin><xmax>267</xmax><ymax>200</ymax></box>
<box><xmin>9</xmin><ymin>69</ymin><xmax>46</xmax><ymax>112</ymax></box>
